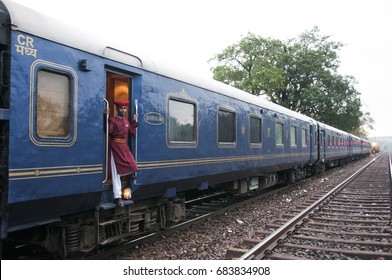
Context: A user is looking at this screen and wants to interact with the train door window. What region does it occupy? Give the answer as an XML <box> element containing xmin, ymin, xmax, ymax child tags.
<box><xmin>302</xmin><ymin>128</ymin><xmax>308</xmax><ymax>147</ymax></box>
<box><xmin>290</xmin><ymin>125</ymin><xmax>297</xmax><ymax>147</ymax></box>
<box><xmin>320</xmin><ymin>131</ymin><xmax>324</xmax><ymax>147</ymax></box>
<box><xmin>168</xmin><ymin>99</ymin><xmax>196</xmax><ymax>144</ymax></box>
<box><xmin>275</xmin><ymin>122</ymin><xmax>284</xmax><ymax>146</ymax></box>
<box><xmin>327</xmin><ymin>135</ymin><xmax>330</xmax><ymax>147</ymax></box>
<box><xmin>218</xmin><ymin>108</ymin><xmax>236</xmax><ymax>146</ymax></box>
<box><xmin>249</xmin><ymin>115</ymin><xmax>262</xmax><ymax>145</ymax></box>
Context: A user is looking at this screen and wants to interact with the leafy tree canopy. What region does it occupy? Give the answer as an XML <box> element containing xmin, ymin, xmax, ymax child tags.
<box><xmin>209</xmin><ymin>27</ymin><xmax>371</xmax><ymax>136</ymax></box>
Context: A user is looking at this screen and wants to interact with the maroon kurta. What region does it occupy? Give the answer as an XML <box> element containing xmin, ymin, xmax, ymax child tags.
<box><xmin>108</xmin><ymin>115</ymin><xmax>139</xmax><ymax>175</ymax></box>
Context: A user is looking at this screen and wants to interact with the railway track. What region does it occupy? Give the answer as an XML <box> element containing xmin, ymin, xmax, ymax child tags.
<box><xmin>231</xmin><ymin>153</ymin><xmax>392</xmax><ymax>260</ymax></box>
<box><xmin>87</xmin><ymin>186</ymin><xmax>286</xmax><ymax>259</ymax></box>
<box><xmin>4</xmin><ymin>184</ymin><xmax>285</xmax><ymax>259</ymax></box>
<box><xmin>5</xmin><ymin>155</ymin><xmax>380</xmax><ymax>260</ymax></box>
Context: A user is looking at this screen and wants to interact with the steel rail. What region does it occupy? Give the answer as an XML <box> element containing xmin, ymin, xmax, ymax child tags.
<box><xmin>389</xmin><ymin>152</ymin><xmax>392</xmax><ymax>184</ymax></box>
<box><xmin>239</xmin><ymin>154</ymin><xmax>381</xmax><ymax>260</ymax></box>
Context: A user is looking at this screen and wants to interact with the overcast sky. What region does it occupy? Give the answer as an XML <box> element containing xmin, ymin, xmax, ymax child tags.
<box><xmin>11</xmin><ymin>0</ymin><xmax>392</xmax><ymax>137</ymax></box>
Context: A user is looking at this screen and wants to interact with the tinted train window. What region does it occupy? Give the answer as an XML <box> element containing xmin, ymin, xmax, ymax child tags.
<box><xmin>275</xmin><ymin>122</ymin><xmax>284</xmax><ymax>145</ymax></box>
<box><xmin>36</xmin><ymin>70</ymin><xmax>71</xmax><ymax>138</ymax></box>
<box><xmin>290</xmin><ymin>126</ymin><xmax>297</xmax><ymax>147</ymax></box>
<box><xmin>302</xmin><ymin>128</ymin><xmax>308</xmax><ymax>147</ymax></box>
<box><xmin>320</xmin><ymin>132</ymin><xmax>324</xmax><ymax>147</ymax></box>
<box><xmin>168</xmin><ymin>99</ymin><xmax>196</xmax><ymax>143</ymax></box>
<box><xmin>30</xmin><ymin>60</ymin><xmax>77</xmax><ymax>147</ymax></box>
<box><xmin>250</xmin><ymin>116</ymin><xmax>262</xmax><ymax>144</ymax></box>
<box><xmin>218</xmin><ymin>109</ymin><xmax>236</xmax><ymax>144</ymax></box>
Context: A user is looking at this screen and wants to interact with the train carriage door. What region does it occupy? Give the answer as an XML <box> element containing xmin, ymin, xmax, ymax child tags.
<box><xmin>103</xmin><ymin>71</ymin><xmax>133</xmax><ymax>184</ymax></box>
<box><xmin>309</xmin><ymin>124</ymin><xmax>315</xmax><ymax>162</ymax></box>
<box><xmin>315</xmin><ymin>124</ymin><xmax>321</xmax><ymax>162</ymax></box>
<box><xmin>320</xmin><ymin>129</ymin><xmax>326</xmax><ymax>158</ymax></box>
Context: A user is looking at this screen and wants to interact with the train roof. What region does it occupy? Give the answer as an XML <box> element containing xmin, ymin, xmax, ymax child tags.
<box><xmin>3</xmin><ymin>0</ymin><xmax>315</xmax><ymax>123</ymax></box>
<box><xmin>318</xmin><ymin>122</ymin><xmax>349</xmax><ymax>136</ymax></box>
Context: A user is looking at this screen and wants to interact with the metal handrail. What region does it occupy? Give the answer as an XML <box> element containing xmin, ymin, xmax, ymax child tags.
<box><xmin>133</xmin><ymin>99</ymin><xmax>138</xmax><ymax>183</ymax></box>
<box><xmin>103</xmin><ymin>99</ymin><xmax>109</xmax><ymax>183</ymax></box>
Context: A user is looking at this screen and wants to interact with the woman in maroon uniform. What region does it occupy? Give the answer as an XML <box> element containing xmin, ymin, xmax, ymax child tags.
<box><xmin>105</xmin><ymin>100</ymin><xmax>139</xmax><ymax>207</ymax></box>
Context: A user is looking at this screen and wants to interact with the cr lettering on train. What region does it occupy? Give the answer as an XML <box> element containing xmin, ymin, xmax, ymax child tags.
<box><xmin>17</xmin><ymin>34</ymin><xmax>34</xmax><ymax>48</ymax></box>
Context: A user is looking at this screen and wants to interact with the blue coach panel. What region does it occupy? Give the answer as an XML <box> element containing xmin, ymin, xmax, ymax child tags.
<box><xmin>7</xmin><ymin>30</ymin><xmax>105</xmax><ymax>230</ymax></box>
<box><xmin>132</xmin><ymin>69</ymin><xmax>316</xmax><ymax>199</ymax></box>
<box><xmin>317</xmin><ymin>122</ymin><xmax>350</xmax><ymax>168</ymax></box>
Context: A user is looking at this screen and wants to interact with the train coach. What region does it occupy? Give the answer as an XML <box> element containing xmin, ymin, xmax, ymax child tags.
<box><xmin>371</xmin><ymin>142</ymin><xmax>380</xmax><ymax>153</ymax></box>
<box><xmin>0</xmin><ymin>0</ymin><xmax>370</xmax><ymax>257</ymax></box>
<box><xmin>317</xmin><ymin>123</ymin><xmax>370</xmax><ymax>171</ymax></box>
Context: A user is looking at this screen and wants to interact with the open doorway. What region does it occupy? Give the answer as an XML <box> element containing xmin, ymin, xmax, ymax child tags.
<box><xmin>103</xmin><ymin>71</ymin><xmax>133</xmax><ymax>185</ymax></box>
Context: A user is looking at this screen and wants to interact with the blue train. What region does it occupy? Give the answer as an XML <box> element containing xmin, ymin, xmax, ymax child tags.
<box><xmin>0</xmin><ymin>0</ymin><xmax>370</xmax><ymax>257</ymax></box>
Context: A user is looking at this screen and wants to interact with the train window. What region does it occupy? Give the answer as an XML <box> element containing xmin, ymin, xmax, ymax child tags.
<box><xmin>320</xmin><ymin>131</ymin><xmax>324</xmax><ymax>147</ymax></box>
<box><xmin>290</xmin><ymin>126</ymin><xmax>297</xmax><ymax>147</ymax></box>
<box><xmin>30</xmin><ymin>60</ymin><xmax>77</xmax><ymax>147</ymax></box>
<box><xmin>250</xmin><ymin>116</ymin><xmax>262</xmax><ymax>145</ymax></box>
<box><xmin>218</xmin><ymin>109</ymin><xmax>236</xmax><ymax>144</ymax></box>
<box><xmin>36</xmin><ymin>70</ymin><xmax>71</xmax><ymax>138</ymax></box>
<box><xmin>168</xmin><ymin>99</ymin><xmax>196</xmax><ymax>144</ymax></box>
<box><xmin>302</xmin><ymin>128</ymin><xmax>308</xmax><ymax>147</ymax></box>
<box><xmin>275</xmin><ymin>122</ymin><xmax>284</xmax><ymax>145</ymax></box>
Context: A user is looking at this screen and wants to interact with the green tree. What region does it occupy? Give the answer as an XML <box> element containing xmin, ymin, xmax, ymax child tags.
<box><xmin>209</xmin><ymin>27</ymin><xmax>369</xmax><ymax>135</ymax></box>
<box><xmin>209</xmin><ymin>33</ymin><xmax>286</xmax><ymax>96</ymax></box>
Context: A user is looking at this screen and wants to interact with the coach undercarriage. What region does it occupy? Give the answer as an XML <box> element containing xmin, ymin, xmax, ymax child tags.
<box><xmin>33</xmin><ymin>196</ymin><xmax>185</xmax><ymax>258</ymax></box>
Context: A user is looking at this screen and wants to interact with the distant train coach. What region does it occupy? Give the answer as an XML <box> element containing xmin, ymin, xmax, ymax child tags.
<box><xmin>371</xmin><ymin>142</ymin><xmax>380</xmax><ymax>153</ymax></box>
